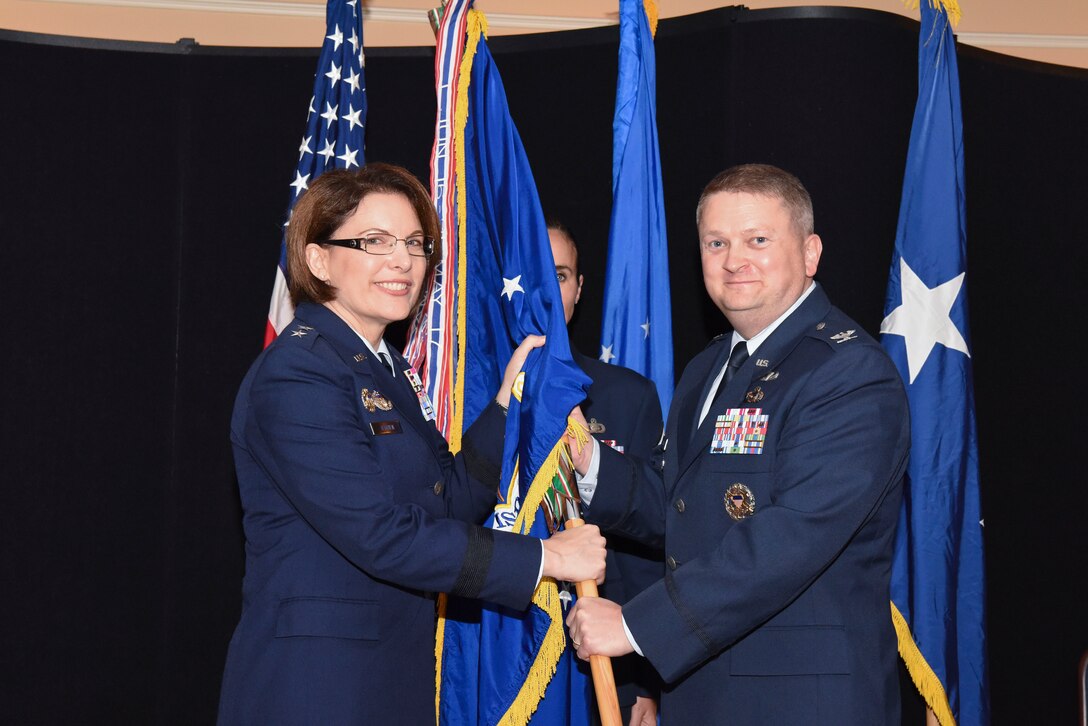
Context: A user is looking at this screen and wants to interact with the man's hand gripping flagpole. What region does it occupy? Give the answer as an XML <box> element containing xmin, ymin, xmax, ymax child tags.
<box><xmin>565</xmin><ymin>413</ymin><xmax>622</xmax><ymax>726</ymax></box>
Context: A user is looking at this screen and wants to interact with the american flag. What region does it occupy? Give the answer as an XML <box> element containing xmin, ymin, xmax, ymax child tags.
<box><xmin>265</xmin><ymin>0</ymin><xmax>367</xmax><ymax>346</ymax></box>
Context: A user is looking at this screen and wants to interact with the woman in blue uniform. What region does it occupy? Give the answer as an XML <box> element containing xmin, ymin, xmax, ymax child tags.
<box><xmin>218</xmin><ymin>164</ymin><xmax>605</xmax><ymax>725</ymax></box>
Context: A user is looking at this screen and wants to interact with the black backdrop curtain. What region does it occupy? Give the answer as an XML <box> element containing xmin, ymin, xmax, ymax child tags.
<box><xmin>1</xmin><ymin>7</ymin><xmax>1085</xmax><ymax>724</ymax></box>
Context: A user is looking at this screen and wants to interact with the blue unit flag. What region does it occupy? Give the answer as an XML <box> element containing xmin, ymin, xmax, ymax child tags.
<box><xmin>437</xmin><ymin>10</ymin><xmax>593</xmax><ymax>726</ymax></box>
<box><xmin>599</xmin><ymin>0</ymin><xmax>674</xmax><ymax>413</ymax></box>
<box><xmin>879</xmin><ymin>2</ymin><xmax>989</xmax><ymax>724</ymax></box>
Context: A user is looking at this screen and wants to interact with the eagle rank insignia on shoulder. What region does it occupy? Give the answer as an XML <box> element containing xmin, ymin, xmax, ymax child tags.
<box><xmin>724</xmin><ymin>483</ymin><xmax>755</xmax><ymax>520</ymax></box>
<box><xmin>830</xmin><ymin>329</ymin><xmax>858</xmax><ymax>344</ymax></box>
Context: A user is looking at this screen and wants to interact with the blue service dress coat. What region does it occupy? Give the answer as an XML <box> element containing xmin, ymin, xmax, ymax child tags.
<box><xmin>218</xmin><ymin>302</ymin><xmax>540</xmax><ymax>726</ymax></box>
<box><xmin>570</xmin><ymin>348</ymin><xmax>661</xmax><ymax>714</ymax></box>
<box><xmin>571</xmin><ymin>350</ymin><xmax>664</xmax><ymax>712</ymax></box>
<box><xmin>586</xmin><ymin>285</ymin><xmax>911</xmax><ymax>725</ymax></box>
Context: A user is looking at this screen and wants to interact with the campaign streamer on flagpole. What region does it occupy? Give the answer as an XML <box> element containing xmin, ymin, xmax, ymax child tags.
<box><xmin>404</xmin><ymin>0</ymin><xmax>473</xmax><ymax>439</ymax></box>
<box><xmin>599</xmin><ymin>0</ymin><xmax>674</xmax><ymax>414</ymax></box>
<box><xmin>430</xmin><ymin>8</ymin><xmax>596</xmax><ymax>725</ymax></box>
<box><xmin>879</xmin><ymin>1</ymin><xmax>989</xmax><ymax>724</ymax></box>
<box><xmin>263</xmin><ymin>0</ymin><xmax>368</xmax><ymax>347</ymax></box>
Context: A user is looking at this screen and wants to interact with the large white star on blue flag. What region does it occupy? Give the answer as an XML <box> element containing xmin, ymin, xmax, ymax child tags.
<box><xmin>880</xmin><ymin>258</ymin><xmax>970</xmax><ymax>384</ymax></box>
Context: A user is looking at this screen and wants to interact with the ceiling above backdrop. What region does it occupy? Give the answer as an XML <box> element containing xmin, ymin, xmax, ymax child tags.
<box><xmin>3</xmin><ymin>0</ymin><xmax>1087</xmax><ymax>68</ymax></box>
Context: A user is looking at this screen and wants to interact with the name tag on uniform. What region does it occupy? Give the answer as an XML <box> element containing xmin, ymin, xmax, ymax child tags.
<box><xmin>711</xmin><ymin>408</ymin><xmax>768</xmax><ymax>455</ymax></box>
<box><xmin>403</xmin><ymin>369</ymin><xmax>436</xmax><ymax>422</ymax></box>
<box><xmin>370</xmin><ymin>420</ymin><xmax>403</xmax><ymax>436</ymax></box>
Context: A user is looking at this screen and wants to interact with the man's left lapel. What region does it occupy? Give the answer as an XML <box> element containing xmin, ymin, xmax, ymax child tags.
<box><xmin>680</xmin><ymin>353</ymin><xmax>758</xmax><ymax>474</ymax></box>
<box><xmin>680</xmin><ymin>285</ymin><xmax>833</xmax><ymax>472</ymax></box>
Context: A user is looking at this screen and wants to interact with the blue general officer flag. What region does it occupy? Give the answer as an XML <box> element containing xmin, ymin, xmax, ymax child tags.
<box><xmin>437</xmin><ymin>10</ymin><xmax>592</xmax><ymax>726</ymax></box>
<box><xmin>265</xmin><ymin>0</ymin><xmax>367</xmax><ymax>345</ymax></box>
<box><xmin>879</xmin><ymin>2</ymin><xmax>989</xmax><ymax>724</ymax></box>
<box><xmin>599</xmin><ymin>0</ymin><xmax>674</xmax><ymax>414</ymax></box>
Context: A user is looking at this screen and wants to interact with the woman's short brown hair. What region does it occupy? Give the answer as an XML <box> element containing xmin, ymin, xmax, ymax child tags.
<box><xmin>286</xmin><ymin>163</ymin><xmax>441</xmax><ymax>306</ymax></box>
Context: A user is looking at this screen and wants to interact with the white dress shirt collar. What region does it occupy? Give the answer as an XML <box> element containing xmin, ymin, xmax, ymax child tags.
<box><xmin>729</xmin><ymin>280</ymin><xmax>818</xmax><ymax>354</ymax></box>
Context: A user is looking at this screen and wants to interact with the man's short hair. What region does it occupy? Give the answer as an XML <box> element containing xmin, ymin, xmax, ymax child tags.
<box><xmin>696</xmin><ymin>164</ymin><xmax>814</xmax><ymax>237</ymax></box>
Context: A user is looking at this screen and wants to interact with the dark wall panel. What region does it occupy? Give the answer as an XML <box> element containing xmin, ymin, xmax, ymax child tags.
<box><xmin>0</xmin><ymin>40</ymin><xmax>182</xmax><ymax>724</ymax></box>
<box><xmin>958</xmin><ymin>48</ymin><xmax>1088</xmax><ymax>723</ymax></box>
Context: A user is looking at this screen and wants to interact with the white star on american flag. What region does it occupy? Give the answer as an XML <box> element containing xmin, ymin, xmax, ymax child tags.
<box><xmin>345</xmin><ymin>69</ymin><xmax>361</xmax><ymax>94</ymax></box>
<box><xmin>298</xmin><ymin>135</ymin><xmax>313</xmax><ymax>160</ymax></box>
<box><xmin>337</xmin><ymin>144</ymin><xmax>360</xmax><ymax>169</ymax></box>
<box><xmin>326</xmin><ymin>24</ymin><xmax>343</xmax><ymax>50</ymax></box>
<box><xmin>320</xmin><ymin>102</ymin><xmax>339</xmax><ymax>128</ymax></box>
<box><xmin>289</xmin><ymin>171</ymin><xmax>310</xmax><ymax>196</ymax></box>
<box><xmin>325</xmin><ymin>61</ymin><xmax>342</xmax><ymax>88</ymax></box>
<box><xmin>342</xmin><ymin>104</ymin><xmax>364</xmax><ymax>131</ymax></box>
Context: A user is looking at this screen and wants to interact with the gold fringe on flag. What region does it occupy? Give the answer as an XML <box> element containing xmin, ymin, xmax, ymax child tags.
<box><xmin>642</xmin><ymin>0</ymin><xmax>659</xmax><ymax>37</ymax></box>
<box><xmin>447</xmin><ymin>8</ymin><xmax>488</xmax><ymax>455</ymax></box>
<box><xmin>495</xmin><ymin>413</ymin><xmax>585</xmax><ymax>725</ymax></box>
<box><xmin>891</xmin><ymin>601</ymin><xmax>957</xmax><ymax>726</ymax></box>
<box><xmin>434</xmin><ymin>591</ymin><xmax>448</xmax><ymax>724</ymax></box>
<box><xmin>905</xmin><ymin>0</ymin><xmax>962</xmax><ymax>28</ymax></box>
<box><xmin>435</xmin><ymin>11</ymin><xmax>488</xmax><ymax>722</ymax></box>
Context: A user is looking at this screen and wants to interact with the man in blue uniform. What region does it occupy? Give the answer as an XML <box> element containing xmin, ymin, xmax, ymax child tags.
<box><xmin>549</xmin><ymin>221</ymin><xmax>664</xmax><ymax>725</ymax></box>
<box><xmin>566</xmin><ymin>165</ymin><xmax>911</xmax><ymax>725</ymax></box>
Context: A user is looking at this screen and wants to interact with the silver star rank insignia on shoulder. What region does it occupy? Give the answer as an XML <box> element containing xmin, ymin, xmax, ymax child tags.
<box><xmin>290</xmin><ymin>327</ymin><xmax>309</xmax><ymax>337</ymax></box>
<box><xmin>830</xmin><ymin>329</ymin><xmax>857</xmax><ymax>343</ymax></box>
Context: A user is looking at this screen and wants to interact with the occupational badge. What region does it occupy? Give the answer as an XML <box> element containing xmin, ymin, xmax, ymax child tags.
<box><xmin>710</xmin><ymin>408</ymin><xmax>768</xmax><ymax>455</ymax></box>
<box><xmin>588</xmin><ymin>418</ymin><xmax>606</xmax><ymax>434</ymax></box>
<box><xmin>760</xmin><ymin>371</ymin><xmax>779</xmax><ymax>382</ymax></box>
<box><xmin>745</xmin><ymin>386</ymin><xmax>765</xmax><ymax>403</ymax></box>
<box><xmin>403</xmin><ymin>369</ymin><xmax>436</xmax><ymax>422</ymax></box>
<box><xmin>830</xmin><ymin>329</ymin><xmax>857</xmax><ymax>344</ymax></box>
<box><xmin>724</xmin><ymin>483</ymin><xmax>756</xmax><ymax>520</ymax></box>
<box><xmin>361</xmin><ymin>388</ymin><xmax>394</xmax><ymax>412</ymax></box>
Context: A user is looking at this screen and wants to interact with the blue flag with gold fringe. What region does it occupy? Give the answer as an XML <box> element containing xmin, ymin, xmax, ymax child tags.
<box><xmin>599</xmin><ymin>0</ymin><xmax>674</xmax><ymax>414</ymax></box>
<box><xmin>436</xmin><ymin>9</ymin><xmax>593</xmax><ymax>725</ymax></box>
<box><xmin>879</xmin><ymin>2</ymin><xmax>990</xmax><ymax>724</ymax></box>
